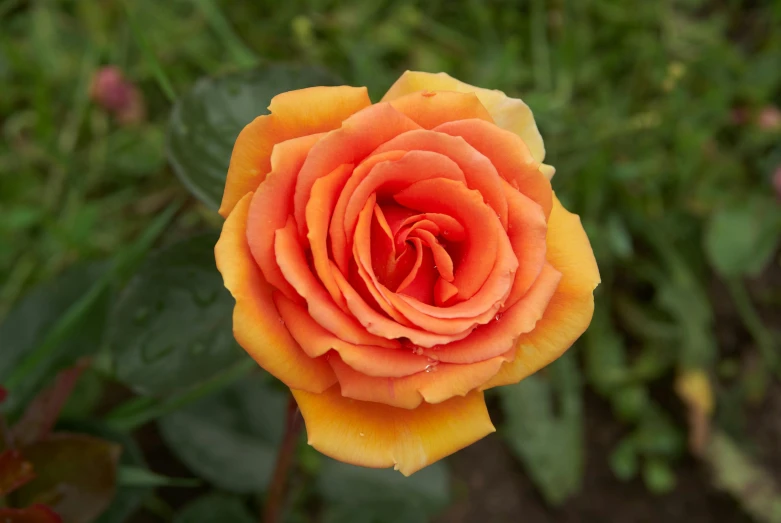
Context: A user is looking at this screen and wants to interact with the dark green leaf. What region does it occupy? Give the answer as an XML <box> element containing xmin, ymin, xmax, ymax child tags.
<box><xmin>10</xmin><ymin>434</ymin><xmax>121</xmax><ymax>523</ymax></box>
<box><xmin>704</xmin><ymin>197</ymin><xmax>781</xmax><ymax>277</ymax></box>
<box><xmin>642</xmin><ymin>458</ymin><xmax>677</xmax><ymax>494</ymax></box>
<box><xmin>173</xmin><ymin>494</ymin><xmax>254</xmax><ymax>523</ymax></box>
<box><xmin>167</xmin><ymin>64</ymin><xmax>342</xmax><ymax>209</ymax></box>
<box><xmin>108</xmin><ymin>233</ymin><xmax>246</xmax><ymax>396</ymax></box>
<box><xmin>158</xmin><ymin>374</ymin><xmax>285</xmax><ymax>493</ymax></box>
<box><xmin>609</xmin><ymin>437</ymin><xmax>639</xmax><ymax>481</ymax></box>
<box><xmin>0</xmin><ymin>263</ymin><xmax>108</xmax><ymax>416</ymax></box>
<box><xmin>498</xmin><ymin>351</ymin><xmax>583</xmax><ymax>505</ymax></box>
<box><xmin>318</xmin><ymin>458</ymin><xmax>449</xmax><ymax>523</ymax></box>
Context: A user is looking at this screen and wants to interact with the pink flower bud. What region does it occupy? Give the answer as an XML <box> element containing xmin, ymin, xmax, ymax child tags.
<box><xmin>90</xmin><ymin>66</ymin><xmax>145</xmax><ymax>124</ymax></box>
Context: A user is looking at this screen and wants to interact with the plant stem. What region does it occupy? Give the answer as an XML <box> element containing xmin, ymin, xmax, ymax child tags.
<box><xmin>263</xmin><ymin>395</ymin><xmax>302</xmax><ymax>523</ymax></box>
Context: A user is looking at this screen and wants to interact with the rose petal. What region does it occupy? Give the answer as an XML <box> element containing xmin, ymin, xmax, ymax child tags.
<box><xmin>480</xmin><ymin>195</ymin><xmax>600</xmax><ymax>389</ymax></box>
<box><xmin>330</xmin><ymin>259</ymin><xmax>472</xmax><ymax>347</ymax></box>
<box><xmin>394</xmin><ymin>178</ymin><xmax>509</xmax><ymax>302</ymax></box>
<box><xmin>273</xmin><ymin>292</ymin><xmax>430</xmax><ymax>378</ymax></box>
<box><xmin>220</xmin><ymin>86</ymin><xmax>371</xmax><ymax>217</ymax></box>
<box><xmin>382</xmin><ymin>71</ymin><xmax>546</xmax><ymax>163</ymax></box>
<box><xmin>422</xmin><ymin>263</ymin><xmax>562</xmax><ymax>364</ymax></box>
<box><xmin>343</xmin><ymin>150</ymin><xmax>467</xmax><ymax>247</ymax></box>
<box><xmin>292</xmin><ymin>385</ymin><xmax>495</xmax><ymax>475</ymax></box>
<box><xmin>387</xmin><ymin>90</ymin><xmax>493</xmax><ymax>130</ymax></box>
<box><xmin>248</xmin><ymin>133</ymin><xmax>324</xmax><ymax>302</ymax></box>
<box><xmin>375</xmin><ymin>129</ymin><xmax>508</xmax><ymax>228</ymax></box>
<box><xmin>274</xmin><ymin>217</ymin><xmax>399</xmax><ymax>349</ymax></box>
<box><xmin>331</xmin><ymin>150</ymin><xmax>408</xmax><ymax>273</ymax></box>
<box><xmin>435</xmin><ymin>119</ymin><xmax>552</xmax><ymax>219</ymax></box>
<box><xmin>294</xmin><ymin>103</ymin><xmax>421</xmax><ymax>240</ymax></box>
<box><xmin>215</xmin><ymin>193</ymin><xmax>336</xmax><ymax>392</ymax></box>
<box><xmin>306</xmin><ymin>163</ymin><xmax>354</xmax><ymax>308</ymax></box>
<box><xmin>329</xmin><ymin>352</ymin><xmax>509</xmax><ymax>409</ymax></box>
<box><xmin>500</xmin><ymin>179</ymin><xmax>548</xmax><ymax>309</ymax></box>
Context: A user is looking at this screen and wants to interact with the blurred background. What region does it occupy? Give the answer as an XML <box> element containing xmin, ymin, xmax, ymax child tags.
<box><xmin>1</xmin><ymin>0</ymin><xmax>781</xmax><ymax>522</ymax></box>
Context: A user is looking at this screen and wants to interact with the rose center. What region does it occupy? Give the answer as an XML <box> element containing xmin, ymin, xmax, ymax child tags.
<box><xmin>369</xmin><ymin>203</ymin><xmax>465</xmax><ymax>307</ymax></box>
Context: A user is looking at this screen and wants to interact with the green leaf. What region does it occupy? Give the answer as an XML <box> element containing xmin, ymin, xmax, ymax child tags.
<box><xmin>167</xmin><ymin>63</ymin><xmax>342</xmax><ymax>209</ymax></box>
<box><xmin>158</xmin><ymin>374</ymin><xmax>285</xmax><ymax>493</ymax></box>
<box><xmin>317</xmin><ymin>459</ymin><xmax>450</xmax><ymax>523</ymax></box>
<box><xmin>609</xmin><ymin>437</ymin><xmax>639</xmax><ymax>481</ymax></box>
<box><xmin>108</xmin><ymin>233</ymin><xmax>246</xmax><ymax>396</ymax></box>
<box><xmin>704</xmin><ymin>197</ymin><xmax>781</xmax><ymax>277</ymax></box>
<box><xmin>498</xmin><ymin>351</ymin><xmax>583</xmax><ymax>505</ymax></box>
<box><xmin>10</xmin><ymin>434</ymin><xmax>121</xmax><ymax>523</ymax></box>
<box><xmin>0</xmin><ymin>263</ymin><xmax>109</xmax><ymax>416</ymax></box>
<box><xmin>642</xmin><ymin>458</ymin><xmax>677</xmax><ymax>494</ymax></box>
<box><xmin>173</xmin><ymin>494</ymin><xmax>254</xmax><ymax>523</ymax></box>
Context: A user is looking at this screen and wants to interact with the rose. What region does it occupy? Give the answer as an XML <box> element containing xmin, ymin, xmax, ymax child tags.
<box><xmin>216</xmin><ymin>71</ymin><xmax>600</xmax><ymax>475</ymax></box>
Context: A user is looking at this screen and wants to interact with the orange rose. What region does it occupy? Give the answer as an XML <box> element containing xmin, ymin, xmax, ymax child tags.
<box><xmin>216</xmin><ymin>71</ymin><xmax>600</xmax><ymax>475</ymax></box>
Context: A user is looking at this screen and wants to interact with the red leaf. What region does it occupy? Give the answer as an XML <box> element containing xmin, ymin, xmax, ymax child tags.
<box><xmin>0</xmin><ymin>504</ymin><xmax>62</xmax><ymax>523</ymax></box>
<box><xmin>0</xmin><ymin>450</ymin><xmax>36</xmax><ymax>496</ymax></box>
<box><xmin>10</xmin><ymin>433</ymin><xmax>121</xmax><ymax>523</ymax></box>
<box><xmin>0</xmin><ymin>386</ymin><xmax>7</xmax><ymax>403</ymax></box>
<box><xmin>11</xmin><ymin>362</ymin><xmax>87</xmax><ymax>447</ymax></box>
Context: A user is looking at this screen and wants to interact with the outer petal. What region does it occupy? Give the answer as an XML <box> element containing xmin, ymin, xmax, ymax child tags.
<box><xmin>387</xmin><ymin>90</ymin><xmax>493</xmax><ymax>130</ymax></box>
<box><xmin>480</xmin><ymin>194</ymin><xmax>600</xmax><ymax>389</ymax></box>
<box><xmin>215</xmin><ymin>193</ymin><xmax>336</xmax><ymax>391</ymax></box>
<box><xmin>219</xmin><ymin>86</ymin><xmax>371</xmax><ymax>217</ymax></box>
<box><xmin>382</xmin><ymin>71</ymin><xmax>545</xmax><ymax>163</ymax></box>
<box><xmin>330</xmin><ymin>353</ymin><xmax>509</xmax><ymax>409</ymax></box>
<box><xmin>292</xmin><ymin>386</ymin><xmax>495</xmax><ymax>475</ymax></box>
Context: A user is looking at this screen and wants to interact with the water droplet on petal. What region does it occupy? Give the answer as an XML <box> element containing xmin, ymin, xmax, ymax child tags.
<box><xmin>359</xmin><ymin>432</ymin><xmax>365</xmax><ymax>437</ymax></box>
<box><xmin>495</xmin><ymin>313</ymin><xmax>503</xmax><ymax>322</ymax></box>
<box><xmin>424</xmin><ymin>362</ymin><xmax>439</xmax><ymax>373</ymax></box>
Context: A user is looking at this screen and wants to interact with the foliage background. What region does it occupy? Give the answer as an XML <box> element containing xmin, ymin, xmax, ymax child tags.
<box><xmin>1</xmin><ymin>0</ymin><xmax>781</xmax><ymax>521</ymax></box>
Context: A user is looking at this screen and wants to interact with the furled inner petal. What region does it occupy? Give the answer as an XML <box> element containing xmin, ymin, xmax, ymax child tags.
<box><xmin>306</xmin><ymin>163</ymin><xmax>355</xmax><ymax>309</ymax></box>
<box><xmin>331</xmin><ymin>150</ymin><xmax>408</xmax><ymax>273</ymax></box>
<box><xmin>434</xmin><ymin>119</ymin><xmax>552</xmax><ymax>219</ymax></box>
<box><xmin>274</xmin><ymin>217</ymin><xmax>399</xmax><ymax>348</ymax></box>
<box><xmin>294</xmin><ymin>103</ymin><xmax>421</xmax><ymax>242</ymax></box>
<box><xmin>247</xmin><ymin>133</ymin><xmax>324</xmax><ymax>302</ymax></box>
<box><xmin>393</xmin><ymin>178</ymin><xmax>506</xmax><ymax>302</ymax></box>
<box><xmin>329</xmin><ymin>259</ymin><xmax>474</xmax><ymax>347</ymax></box>
<box><xmin>342</xmin><ymin>150</ymin><xmax>467</xmax><ymax>261</ymax></box>
<box><xmin>374</xmin><ymin>129</ymin><xmax>509</xmax><ymax>228</ymax></box>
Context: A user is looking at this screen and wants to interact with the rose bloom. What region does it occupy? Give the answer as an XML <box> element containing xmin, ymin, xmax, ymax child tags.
<box><xmin>216</xmin><ymin>71</ymin><xmax>600</xmax><ymax>475</ymax></box>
